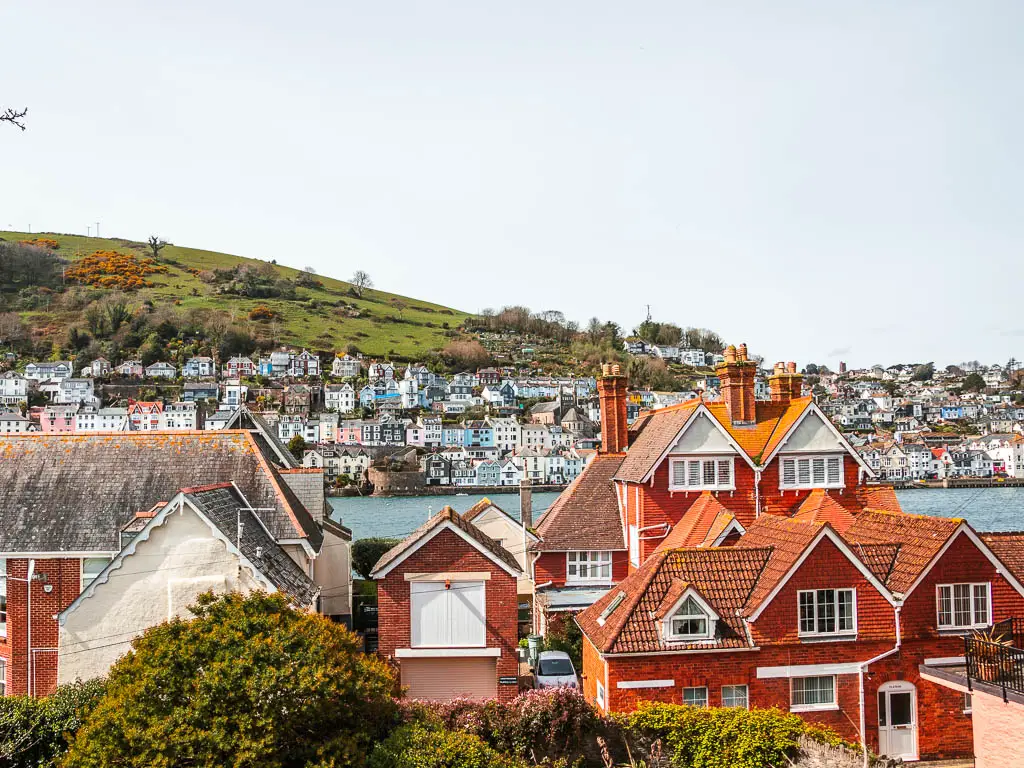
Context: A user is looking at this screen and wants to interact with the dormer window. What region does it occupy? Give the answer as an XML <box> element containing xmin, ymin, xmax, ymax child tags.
<box><xmin>662</xmin><ymin>589</ymin><xmax>719</xmax><ymax>642</ymax></box>
<box><xmin>670</xmin><ymin>457</ymin><xmax>735</xmax><ymax>491</ymax></box>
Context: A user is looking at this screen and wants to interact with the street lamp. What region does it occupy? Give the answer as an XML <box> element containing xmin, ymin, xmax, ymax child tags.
<box><xmin>3</xmin><ymin>559</ymin><xmax>49</xmax><ymax>696</ymax></box>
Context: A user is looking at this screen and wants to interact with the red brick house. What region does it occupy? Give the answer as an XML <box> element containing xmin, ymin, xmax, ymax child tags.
<box><xmin>372</xmin><ymin>506</ymin><xmax>522</xmax><ymax>703</ymax></box>
<box><xmin>530</xmin><ymin>346</ymin><xmax>1024</xmax><ymax>761</ymax></box>
<box><xmin>531</xmin><ymin>348</ymin><xmax>891</xmax><ymax>626</ymax></box>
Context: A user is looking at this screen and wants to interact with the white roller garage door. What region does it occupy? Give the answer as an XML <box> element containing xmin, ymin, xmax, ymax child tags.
<box><xmin>401</xmin><ymin>657</ymin><xmax>497</xmax><ymax>701</ymax></box>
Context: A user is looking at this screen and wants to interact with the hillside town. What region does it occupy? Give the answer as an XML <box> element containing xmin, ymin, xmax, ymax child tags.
<box><xmin>5</xmin><ymin>343</ymin><xmax>1024</xmax><ymax>766</ymax></box>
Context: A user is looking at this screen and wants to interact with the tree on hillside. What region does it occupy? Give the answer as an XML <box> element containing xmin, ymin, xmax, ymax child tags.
<box><xmin>442</xmin><ymin>339</ymin><xmax>491</xmax><ymax>370</ymax></box>
<box><xmin>352</xmin><ymin>537</ymin><xmax>401</xmax><ymax>580</ymax></box>
<box><xmin>287</xmin><ymin>434</ymin><xmax>307</xmax><ymax>459</ymax></box>
<box><xmin>146</xmin><ymin>236</ymin><xmax>168</xmax><ymax>261</ymax></box>
<box><xmin>0</xmin><ymin>106</ymin><xmax>27</xmax><ymax>130</ymax></box>
<box><xmin>962</xmin><ymin>372</ymin><xmax>986</xmax><ymax>392</ymax></box>
<box><xmin>803</xmin><ymin>363</ymin><xmax>819</xmax><ymax>375</ymax></box>
<box><xmin>946</xmin><ymin>364</ymin><xmax>964</xmax><ymax>377</ymax></box>
<box><xmin>911</xmin><ymin>362</ymin><xmax>935</xmax><ymax>381</ymax></box>
<box><xmin>0</xmin><ymin>312</ymin><xmax>27</xmax><ymax>349</ymax></box>
<box><xmin>62</xmin><ymin>592</ymin><xmax>398</xmax><ymax>768</ymax></box>
<box><xmin>682</xmin><ymin>327</ymin><xmax>725</xmax><ymax>354</ymax></box>
<box><xmin>351</xmin><ymin>270</ymin><xmax>373</xmax><ymax>297</ymax></box>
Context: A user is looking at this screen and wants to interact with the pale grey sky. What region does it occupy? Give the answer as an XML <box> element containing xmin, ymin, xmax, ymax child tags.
<box><xmin>2</xmin><ymin>1</ymin><xmax>1022</xmax><ymax>368</ymax></box>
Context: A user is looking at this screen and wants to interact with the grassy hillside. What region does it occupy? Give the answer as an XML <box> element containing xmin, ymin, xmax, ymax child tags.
<box><xmin>0</xmin><ymin>231</ymin><xmax>468</xmax><ymax>359</ymax></box>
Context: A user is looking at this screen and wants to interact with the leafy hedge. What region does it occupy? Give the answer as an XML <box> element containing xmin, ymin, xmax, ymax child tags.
<box><xmin>0</xmin><ymin>680</ymin><xmax>106</xmax><ymax>768</ymax></box>
<box><xmin>620</xmin><ymin>702</ymin><xmax>855</xmax><ymax>768</ymax></box>
<box><xmin>368</xmin><ymin>724</ymin><xmax>526</xmax><ymax>768</ymax></box>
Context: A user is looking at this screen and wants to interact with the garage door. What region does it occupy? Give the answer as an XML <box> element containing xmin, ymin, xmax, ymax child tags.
<box><xmin>401</xmin><ymin>657</ymin><xmax>497</xmax><ymax>701</ymax></box>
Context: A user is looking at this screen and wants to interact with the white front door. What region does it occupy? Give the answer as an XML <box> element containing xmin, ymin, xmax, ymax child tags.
<box><xmin>878</xmin><ymin>681</ymin><xmax>918</xmax><ymax>761</ymax></box>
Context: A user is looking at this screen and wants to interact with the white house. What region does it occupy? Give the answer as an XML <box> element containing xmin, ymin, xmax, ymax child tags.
<box><xmin>75</xmin><ymin>406</ymin><xmax>129</xmax><ymax>432</ymax></box>
<box><xmin>0</xmin><ymin>371</ymin><xmax>29</xmax><ymax>406</ymax></box>
<box><xmin>25</xmin><ymin>361</ymin><xmax>72</xmax><ymax>382</ymax></box>
<box><xmin>325</xmin><ymin>383</ymin><xmax>356</xmax><ymax>414</ymax></box>
<box><xmin>159</xmin><ymin>402</ymin><xmax>199</xmax><ymax>430</ymax></box>
<box><xmin>518</xmin><ymin>424</ymin><xmax>552</xmax><ymax>451</ymax></box>
<box><xmin>221</xmin><ymin>378</ymin><xmax>248</xmax><ymax>408</ymax></box>
<box><xmin>331</xmin><ymin>354</ymin><xmax>362</xmax><ymax>379</ymax></box>
<box><xmin>0</xmin><ymin>411</ymin><xmax>31</xmax><ymax>433</ymax></box>
<box><xmin>55</xmin><ymin>378</ymin><xmax>96</xmax><ymax>405</ymax></box>
<box><xmin>114</xmin><ymin>360</ymin><xmax>144</xmax><ymax>377</ymax></box>
<box><xmin>488</xmin><ymin>417</ymin><xmax>520</xmax><ymax>453</ymax></box>
<box><xmin>145</xmin><ymin>362</ymin><xmax>177</xmax><ymax>380</ymax></box>
<box><xmin>183</xmin><ymin>356</ymin><xmax>216</xmax><ymax>378</ymax></box>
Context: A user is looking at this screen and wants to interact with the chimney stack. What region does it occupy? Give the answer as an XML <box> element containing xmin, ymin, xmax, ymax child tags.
<box><xmin>520</xmin><ymin>478</ymin><xmax>533</xmax><ymax>528</ymax></box>
<box><xmin>768</xmin><ymin>360</ymin><xmax>805</xmax><ymax>406</ymax></box>
<box><xmin>715</xmin><ymin>343</ymin><xmax>758</xmax><ymax>425</ymax></box>
<box><xmin>597</xmin><ymin>362</ymin><xmax>629</xmax><ymax>454</ymax></box>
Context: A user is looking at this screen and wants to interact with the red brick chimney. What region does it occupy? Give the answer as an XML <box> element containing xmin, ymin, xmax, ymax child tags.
<box><xmin>716</xmin><ymin>344</ymin><xmax>758</xmax><ymax>425</ymax></box>
<box><xmin>768</xmin><ymin>361</ymin><xmax>804</xmax><ymax>406</ymax></box>
<box><xmin>597</xmin><ymin>363</ymin><xmax>629</xmax><ymax>454</ymax></box>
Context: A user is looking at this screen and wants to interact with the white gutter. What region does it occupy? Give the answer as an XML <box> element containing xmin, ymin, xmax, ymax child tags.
<box><xmin>858</xmin><ymin>605</ymin><xmax>902</xmax><ymax>768</ymax></box>
<box><xmin>637</xmin><ymin>522</ymin><xmax>671</xmax><ymax>540</ymax></box>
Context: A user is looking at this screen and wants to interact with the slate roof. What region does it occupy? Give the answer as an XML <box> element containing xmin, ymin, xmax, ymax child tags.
<box><xmin>577</xmin><ymin>546</ymin><xmax>772</xmax><ymax>654</ymax></box>
<box><xmin>533</xmin><ymin>454</ymin><xmax>626</xmax><ymax>552</ymax></box>
<box><xmin>843</xmin><ymin>509</ymin><xmax>962</xmax><ymax>595</ymax></box>
<box><xmin>184</xmin><ymin>484</ymin><xmax>318</xmax><ymax>606</ymax></box>
<box><xmin>0</xmin><ymin>432</ymin><xmax>321</xmax><ymax>554</ymax></box>
<box><xmin>371</xmin><ymin>506</ymin><xmax>521</xmax><ymax>576</ymax></box>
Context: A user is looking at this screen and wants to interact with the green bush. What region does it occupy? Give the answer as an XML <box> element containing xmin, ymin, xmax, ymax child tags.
<box><xmin>621</xmin><ymin>703</ymin><xmax>848</xmax><ymax>768</ymax></box>
<box><xmin>368</xmin><ymin>724</ymin><xmax>525</xmax><ymax>768</ymax></box>
<box><xmin>62</xmin><ymin>592</ymin><xmax>398</xmax><ymax>768</ymax></box>
<box><xmin>0</xmin><ymin>679</ymin><xmax>106</xmax><ymax>767</ymax></box>
<box><xmin>352</xmin><ymin>537</ymin><xmax>402</xmax><ymax>580</ymax></box>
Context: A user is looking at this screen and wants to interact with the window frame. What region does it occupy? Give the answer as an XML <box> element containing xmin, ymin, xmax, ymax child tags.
<box><xmin>722</xmin><ymin>684</ymin><xmax>749</xmax><ymax>709</ymax></box>
<box><xmin>81</xmin><ymin>557</ymin><xmax>112</xmax><ymax>592</ymax></box>
<box><xmin>936</xmin><ymin>582</ymin><xmax>991</xmax><ymax>630</ymax></box>
<box><xmin>797</xmin><ymin>588</ymin><xmax>857</xmax><ymax>638</ymax></box>
<box><xmin>665</xmin><ymin>594</ymin><xmax>716</xmax><ymax>642</ymax></box>
<box><xmin>668</xmin><ymin>456</ymin><xmax>736</xmax><ymax>492</ymax></box>
<box><xmin>778</xmin><ymin>454</ymin><xmax>845</xmax><ymax>490</ymax></box>
<box><xmin>566</xmin><ymin>551</ymin><xmax>613</xmax><ymax>585</ymax></box>
<box><xmin>790</xmin><ymin>675</ymin><xmax>838</xmax><ymax>712</ymax></box>
<box><xmin>682</xmin><ymin>686</ymin><xmax>708</xmax><ymax>708</ymax></box>
<box><xmin>596</xmin><ymin>681</ymin><xmax>606</xmax><ymax>709</ymax></box>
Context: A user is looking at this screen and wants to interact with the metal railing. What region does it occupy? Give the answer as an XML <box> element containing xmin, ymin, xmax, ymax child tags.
<box><xmin>993</xmin><ymin>617</ymin><xmax>1024</xmax><ymax>649</ymax></box>
<box><xmin>965</xmin><ymin>630</ymin><xmax>1024</xmax><ymax>702</ymax></box>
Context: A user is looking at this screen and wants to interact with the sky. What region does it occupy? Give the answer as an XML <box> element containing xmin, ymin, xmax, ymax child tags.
<box><xmin>2</xmin><ymin>1</ymin><xmax>1022</xmax><ymax>369</ymax></box>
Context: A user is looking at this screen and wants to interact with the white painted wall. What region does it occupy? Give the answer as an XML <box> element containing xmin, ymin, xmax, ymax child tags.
<box><xmin>58</xmin><ymin>507</ymin><xmax>264</xmax><ymax>684</ymax></box>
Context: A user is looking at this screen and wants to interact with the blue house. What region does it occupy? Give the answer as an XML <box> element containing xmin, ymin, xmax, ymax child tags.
<box><xmin>941</xmin><ymin>405</ymin><xmax>965</xmax><ymax>420</ymax></box>
<box><xmin>442</xmin><ymin>426</ymin><xmax>465</xmax><ymax>446</ymax></box>
<box><xmin>463</xmin><ymin>420</ymin><xmax>494</xmax><ymax>448</ymax></box>
<box><xmin>359</xmin><ymin>385</ymin><xmax>375</xmax><ymax>409</ymax></box>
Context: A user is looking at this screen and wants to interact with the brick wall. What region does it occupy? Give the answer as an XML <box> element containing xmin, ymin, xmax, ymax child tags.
<box><xmin>376</xmin><ymin>527</ymin><xmax>519</xmax><ymax>702</ymax></box>
<box><xmin>5</xmin><ymin>557</ymin><xmax>82</xmax><ymax>696</ymax></box>
<box><xmin>972</xmin><ymin>689</ymin><xmax>1024</xmax><ymax>768</ymax></box>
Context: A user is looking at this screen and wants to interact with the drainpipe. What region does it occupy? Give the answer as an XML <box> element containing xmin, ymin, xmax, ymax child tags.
<box><xmin>859</xmin><ymin>605</ymin><xmax>902</xmax><ymax>768</ymax></box>
<box><xmin>754</xmin><ymin>469</ymin><xmax>761</xmax><ymax>518</ymax></box>
<box><xmin>637</xmin><ymin>522</ymin><xmax>671</xmax><ymax>540</ymax></box>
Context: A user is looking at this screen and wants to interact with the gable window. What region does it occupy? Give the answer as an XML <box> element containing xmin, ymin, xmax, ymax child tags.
<box><xmin>668</xmin><ymin>596</ymin><xmax>712</xmax><ymax>640</ymax></box>
<box><xmin>798</xmin><ymin>589</ymin><xmax>856</xmax><ymax>637</ymax></box>
<box><xmin>791</xmin><ymin>675</ymin><xmax>836</xmax><ymax>712</ymax></box>
<box><xmin>81</xmin><ymin>558</ymin><xmax>111</xmax><ymax>592</ymax></box>
<box><xmin>779</xmin><ymin>456</ymin><xmax>844</xmax><ymax>489</ymax></box>
<box><xmin>410</xmin><ymin>580</ymin><xmax>486</xmax><ymax>647</ymax></box>
<box><xmin>669</xmin><ymin>457</ymin><xmax>735</xmax><ymax>491</ymax></box>
<box><xmin>722</xmin><ymin>684</ymin><xmax>749</xmax><ymax>709</ymax></box>
<box><xmin>683</xmin><ymin>686</ymin><xmax>708</xmax><ymax>707</ymax></box>
<box><xmin>937</xmin><ymin>583</ymin><xmax>990</xmax><ymax>630</ymax></box>
<box><xmin>567</xmin><ymin>551</ymin><xmax>612</xmax><ymax>584</ymax></box>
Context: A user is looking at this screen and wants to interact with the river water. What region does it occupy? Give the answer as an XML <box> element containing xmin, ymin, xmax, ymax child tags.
<box><xmin>329</xmin><ymin>487</ymin><xmax>1024</xmax><ymax>542</ymax></box>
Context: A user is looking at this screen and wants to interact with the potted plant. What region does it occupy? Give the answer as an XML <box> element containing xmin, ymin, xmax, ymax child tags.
<box><xmin>972</xmin><ymin>627</ymin><xmax>1014</xmax><ymax>682</ymax></box>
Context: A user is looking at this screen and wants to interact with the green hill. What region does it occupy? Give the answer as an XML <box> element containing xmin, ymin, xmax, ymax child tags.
<box><xmin>0</xmin><ymin>231</ymin><xmax>468</xmax><ymax>359</ymax></box>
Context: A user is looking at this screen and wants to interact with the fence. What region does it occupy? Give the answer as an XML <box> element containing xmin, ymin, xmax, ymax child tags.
<box><xmin>965</xmin><ymin>630</ymin><xmax>1024</xmax><ymax>701</ymax></box>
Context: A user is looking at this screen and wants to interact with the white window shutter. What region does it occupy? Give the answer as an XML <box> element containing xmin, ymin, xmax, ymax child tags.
<box><xmin>782</xmin><ymin>459</ymin><xmax>796</xmax><ymax>486</ymax></box>
<box><xmin>717</xmin><ymin>459</ymin><xmax>731</xmax><ymax>487</ymax></box>
<box><xmin>687</xmin><ymin>461</ymin><xmax>701</xmax><ymax>487</ymax></box>
<box><xmin>449</xmin><ymin>581</ymin><xmax>486</xmax><ymax>646</ymax></box>
<box><xmin>672</xmin><ymin>460</ymin><xmax>687</xmax><ymax>487</ymax></box>
<box><xmin>411</xmin><ymin>582</ymin><xmax>449</xmax><ymax>647</ymax></box>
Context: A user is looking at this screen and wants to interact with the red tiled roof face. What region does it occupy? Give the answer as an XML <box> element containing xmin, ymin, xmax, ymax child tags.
<box><xmin>533</xmin><ymin>454</ymin><xmax>626</xmax><ymax>552</ymax></box>
<box><xmin>843</xmin><ymin>509</ymin><xmax>961</xmax><ymax>595</ymax></box>
<box><xmin>978</xmin><ymin>532</ymin><xmax>1024</xmax><ymax>586</ymax></box>
<box><xmin>792</xmin><ymin>489</ymin><xmax>855</xmax><ymax>532</ymax></box>
<box><xmin>576</xmin><ymin>547</ymin><xmax>773</xmax><ymax>654</ymax></box>
<box><xmin>653</xmin><ymin>492</ymin><xmax>733</xmax><ymax>552</ymax></box>
<box><xmin>735</xmin><ymin>515</ymin><xmax>824</xmax><ymax>611</ymax></box>
<box><xmin>615</xmin><ymin>397</ymin><xmax>815</xmax><ymax>484</ymax></box>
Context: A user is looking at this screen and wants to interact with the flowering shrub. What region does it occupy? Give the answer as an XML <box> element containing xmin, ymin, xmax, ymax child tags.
<box><xmin>417</xmin><ymin>688</ymin><xmax>607</xmax><ymax>764</ymax></box>
<box><xmin>368</xmin><ymin>724</ymin><xmax>525</xmax><ymax>768</ymax></box>
<box><xmin>64</xmin><ymin>250</ymin><xmax>168</xmax><ymax>290</ymax></box>
<box><xmin>249</xmin><ymin>305</ymin><xmax>277</xmax><ymax>321</ymax></box>
<box><xmin>19</xmin><ymin>237</ymin><xmax>60</xmax><ymax>249</ymax></box>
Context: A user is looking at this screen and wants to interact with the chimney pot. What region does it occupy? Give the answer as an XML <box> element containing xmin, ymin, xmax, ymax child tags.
<box><xmin>787</xmin><ymin>361</ymin><xmax>797</xmax><ymax>374</ymax></box>
<box><xmin>738</xmin><ymin>343</ymin><xmax>748</xmax><ymax>361</ymax></box>
<box><xmin>724</xmin><ymin>345</ymin><xmax>737</xmax><ymax>363</ymax></box>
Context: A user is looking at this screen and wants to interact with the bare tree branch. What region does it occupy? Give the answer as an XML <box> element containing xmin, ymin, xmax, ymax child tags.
<box><xmin>1</xmin><ymin>107</ymin><xmax>28</xmax><ymax>131</ymax></box>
